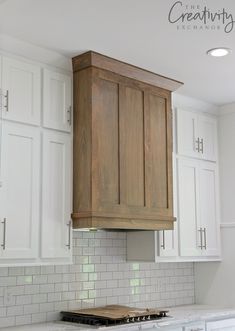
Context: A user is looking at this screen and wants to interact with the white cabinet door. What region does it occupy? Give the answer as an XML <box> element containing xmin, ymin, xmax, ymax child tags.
<box><xmin>43</xmin><ymin>69</ymin><xmax>72</xmax><ymax>132</ymax></box>
<box><xmin>2</xmin><ymin>57</ymin><xmax>41</xmax><ymax>125</ymax></box>
<box><xmin>177</xmin><ymin>158</ymin><xmax>201</xmax><ymax>257</ymax></box>
<box><xmin>199</xmin><ymin>162</ymin><xmax>220</xmax><ymax>257</ymax></box>
<box><xmin>0</xmin><ymin>122</ymin><xmax>40</xmax><ymax>259</ymax></box>
<box><xmin>176</xmin><ymin>109</ymin><xmax>217</xmax><ymax>162</ymax></box>
<box><xmin>158</xmin><ymin>229</ymin><xmax>178</xmax><ymax>257</ymax></box>
<box><xmin>207</xmin><ymin>318</ymin><xmax>235</xmax><ymax>331</ymax></box>
<box><xmin>177</xmin><ymin>108</ymin><xmax>199</xmax><ymax>158</ymax></box>
<box><xmin>198</xmin><ymin>115</ymin><xmax>217</xmax><ymax>162</ymax></box>
<box><xmin>41</xmin><ymin>130</ymin><xmax>72</xmax><ymax>259</ymax></box>
<box><xmin>177</xmin><ymin>158</ymin><xmax>220</xmax><ymax>258</ymax></box>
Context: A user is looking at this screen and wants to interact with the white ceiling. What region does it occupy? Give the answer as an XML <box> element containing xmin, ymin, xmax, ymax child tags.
<box><xmin>0</xmin><ymin>0</ymin><xmax>234</xmax><ymax>105</ymax></box>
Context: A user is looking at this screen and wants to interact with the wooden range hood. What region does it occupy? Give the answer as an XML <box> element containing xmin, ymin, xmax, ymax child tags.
<box><xmin>72</xmin><ymin>51</ymin><xmax>183</xmax><ymax>230</ymax></box>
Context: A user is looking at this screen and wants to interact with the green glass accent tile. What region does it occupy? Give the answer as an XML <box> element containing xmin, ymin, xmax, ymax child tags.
<box><xmin>83</xmin><ymin>264</ymin><xmax>95</xmax><ymax>273</ymax></box>
<box><xmin>132</xmin><ymin>263</ymin><xmax>140</xmax><ymax>271</ymax></box>
<box><xmin>89</xmin><ymin>273</ymin><xmax>98</xmax><ymax>281</ymax></box>
<box><xmin>130</xmin><ymin>279</ymin><xmax>140</xmax><ymax>287</ymax></box>
<box><xmin>88</xmin><ymin>290</ymin><xmax>97</xmax><ymax>299</ymax></box>
<box><xmin>78</xmin><ymin>290</ymin><xmax>89</xmax><ymax>300</ymax></box>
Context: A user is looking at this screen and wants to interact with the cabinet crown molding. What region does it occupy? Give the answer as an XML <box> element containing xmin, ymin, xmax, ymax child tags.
<box><xmin>72</xmin><ymin>51</ymin><xmax>183</xmax><ymax>92</ymax></box>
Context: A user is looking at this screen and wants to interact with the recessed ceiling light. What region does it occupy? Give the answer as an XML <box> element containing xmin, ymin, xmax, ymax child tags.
<box><xmin>207</xmin><ymin>48</ymin><xmax>232</xmax><ymax>57</ymax></box>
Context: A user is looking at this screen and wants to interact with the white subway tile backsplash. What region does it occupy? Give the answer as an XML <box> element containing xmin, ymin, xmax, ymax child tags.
<box><xmin>7</xmin><ymin>305</ymin><xmax>23</xmax><ymax>316</ymax></box>
<box><xmin>32</xmin><ymin>294</ymin><xmax>47</xmax><ymax>304</ymax></box>
<box><xmin>0</xmin><ymin>277</ymin><xmax>16</xmax><ymax>286</ymax></box>
<box><xmin>0</xmin><ymin>231</ymin><xmax>195</xmax><ymax>329</ymax></box>
<box><xmin>15</xmin><ymin>295</ymin><xmax>31</xmax><ymax>305</ymax></box>
<box><xmin>0</xmin><ymin>316</ymin><xmax>15</xmax><ymax>328</ymax></box>
<box><xmin>9</xmin><ymin>267</ymin><xmax>25</xmax><ymax>276</ymax></box>
<box><xmin>15</xmin><ymin>314</ymin><xmax>31</xmax><ymax>326</ymax></box>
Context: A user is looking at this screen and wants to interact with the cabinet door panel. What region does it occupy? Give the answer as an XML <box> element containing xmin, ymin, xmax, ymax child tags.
<box><xmin>159</xmin><ymin>229</ymin><xmax>178</xmax><ymax>257</ymax></box>
<box><xmin>43</xmin><ymin>69</ymin><xmax>72</xmax><ymax>132</ymax></box>
<box><xmin>199</xmin><ymin>115</ymin><xmax>217</xmax><ymax>161</ymax></box>
<box><xmin>177</xmin><ymin>108</ymin><xmax>199</xmax><ymax>158</ymax></box>
<box><xmin>145</xmin><ymin>93</ymin><xmax>169</xmax><ymax>210</ymax></box>
<box><xmin>92</xmin><ymin>77</ymin><xmax>120</xmax><ymax>206</ymax></box>
<box><xmin>2</xmin><ymin>57</ymin><xmax>41</xmax><ymax>125</ymax></box>
<box><xmin>41</xmin><ymin>131</ymin><xmax>72</xmax><ymax>259</ymax></box>
<box><xmin>159</xmin><ymin>155</ymin><xmax>178</xmax><ymax>257</ymax></box>
<box><xmin>177</xmin><ymin>158</ymin><xmax>201</xmax><ymax>256</ymax></box>
<box><xmin>0</xmin><ymin>123</ymin><xmax>40</xmax><ymax>258</ymax></box>
<box><xmin>199</xmin><ymin>162</ymin><xmax>220</xmax><ymax>256</ymax></box>
<box><xmin>119</xmin><ymin>85</ymin><xmax>145</xmax><ymax>207</ymax></box>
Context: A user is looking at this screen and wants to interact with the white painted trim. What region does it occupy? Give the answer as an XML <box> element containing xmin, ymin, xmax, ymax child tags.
<box><xmin>220</xmin><ymin>223</ymin><xmax>235</xmax><ymax>228</ymax></box>
<box><xmin>172</xmin><ymin>93</ymin><xmax>219</xmax><ymax>115</ymax></box>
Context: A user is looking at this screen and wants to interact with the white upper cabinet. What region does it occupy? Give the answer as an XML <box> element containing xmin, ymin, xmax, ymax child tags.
<box><xmin>1</xmin><ymin>57</ymin><xmax>41</xmax><ymax>125</ymax></box>
<box><xmin>177</xmin><ymin>158</ymin><xmax>201</xmax><ymax>257</ymax></box>
<box><xmin>177</xmin><ymin>109</ymin><xmax>199</xmax><ymax>159</ymax></box>
<box><xmin>176</xmin><ymin>108</ymin><xmax>217</xmax><ymax>162</ymax></box>
<box><xmin>199</xmin><ymin>162</ymin><xmax>220</xmax><ymax>257</ymax></box>
<box><xmin>0</xmin><ymin>53</ymin><xmax>73</xmax><ymax>266</ymax></box>
<box><xmin>178</xmin><ymin>158</ymin><xmax>220</xmax><ymax>258</ymax></box>
<box><xmin>43</xmin><ymin>69</ymin><xmax>72</xmax><ymax>132</ymax></box>
<box><xmin>0</xmin><ymin>122</ymin><xmax>40</xmax><ymax>259</ymax></box>
<box><xmin>41</xmin><ymin>130</ymin><xmax>72</xmax><ymax>259</ymax></box>
<box><xmin>198</xmin><ymin>115</ymin><xmax>217</xmax><ymax>162</ymax></box>
<box><xmin>158</xmin><ymin>228</ymin><xmax>178</xmax><ymax>258</ymax></box>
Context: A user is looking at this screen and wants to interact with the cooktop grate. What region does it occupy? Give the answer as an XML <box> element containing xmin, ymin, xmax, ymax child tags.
<box><xmin>61</xmin><ymin>310</ymin><xmax>169</xmax><ymax>326</ymax></box>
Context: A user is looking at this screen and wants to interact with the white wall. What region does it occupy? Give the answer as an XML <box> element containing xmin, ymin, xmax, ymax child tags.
<box><xmin>0</xmin><ymin>33</ymin><xmax>71</xmax><ymax>71</ymax></box>
<box><xmin>195</xmin><ymin>103</ymin><xmax>235</xmax><ymax>307</ymax></box>
<box><xmin>172</xmin><ymin>93</ymin><xmax>218</xmax><ymax>115</ymax></box>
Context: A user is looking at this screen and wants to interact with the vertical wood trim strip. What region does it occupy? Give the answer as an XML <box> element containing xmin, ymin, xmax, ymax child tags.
<box><xmin>165</xmin><ymin>99</ymin><xmax>169</xmax><ymax>208</ymax></box>
<box><xmin>167</xmin><ymin>96</ymin><xmax>173</xmax><ymax>211</ymax></box>
<box><xmin>117</xmin><ymin>84</ymin><xmax>121</xmax><ymax>205</ymax></box>
<box><xmin>143</xmin><ymin>91</ymin><xmax>146</xmax><ymax>207</ymax></box>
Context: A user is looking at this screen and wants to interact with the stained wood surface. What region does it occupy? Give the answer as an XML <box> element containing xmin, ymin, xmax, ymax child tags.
<box><xmin>72</xmin><ymin>52</ymin><xmax>179</xmax><ymax>230</ymax></box>
<box><xmin>68</xmin><ymin>305</ymin><xmax>167</xmax><ymax>319</ymax></box>
<box><xmin>72</xmin><ymin>51</ymin><xmax>183</xmax><ymax>92</ymax></box>
<box><xmin>119</xmin><ymin>85</ymin><xmax>145</xmax><ymax>207</ymax></box>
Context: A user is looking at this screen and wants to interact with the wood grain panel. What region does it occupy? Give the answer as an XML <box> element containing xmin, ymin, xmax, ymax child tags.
<box><xmin>119</xmin><ymin>85</ymin><xmax>145</xmax><ymax>207</ymax></box>
<box><xmin>73</xmin><ymin>69</ymin><xmax>92</xmax><ymax>212</ymax></box>
<box><xmin>92</xmin><ymin>76</ymin><xmax>120</xmax><ymax>205</ymax></box>
<box><xmin>145</xmin><ymin>93</ymin><xmax>168</xmax><ymax>209</ymax></box>
<box><xmin>72</xmin><ymin>216</ymin><xmax>174</xmax><ymax>230</ymax></box>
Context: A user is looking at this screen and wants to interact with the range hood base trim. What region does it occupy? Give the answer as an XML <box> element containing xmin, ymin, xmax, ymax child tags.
<box><xmin>72</xmin><ymin>215</ymin><xmax>175</xmax><ymax>231</ymax></box>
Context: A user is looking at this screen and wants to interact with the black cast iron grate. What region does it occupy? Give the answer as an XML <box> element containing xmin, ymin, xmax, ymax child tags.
<box><xmin>61</xmin><ymin>311</ymin><xmax>169</xmax><ymax>326</ymax></box>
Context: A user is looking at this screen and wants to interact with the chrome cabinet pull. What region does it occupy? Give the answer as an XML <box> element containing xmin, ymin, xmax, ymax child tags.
<box><xmin>1</xmin><ymin>218</ymin><xmax>6</xmax><ymax>250</ymax></box>
<box><xmin>4</xmin><ymin>90</ymin><xmax>9</xmax><ymax>112</ymax></box>
<box><xmin>199</xmin><ymin>138</ymin><xmax>204</xmax><ymax>154</ymax></box>
<box><xmin>190</xmin><ymin>328</ymin><xmax>204</xmax><ymax>331</ymax></box>
<box><xmin>67</xmin><ymin>106</ymin><xmax>72</xmax><ymax>125</ymax></box>
<box><xmin>66</xmin><ymin>220</ymin><xmax>72</xmax><ymax>250</ymax></box>
<box><xmin>198</xmin><ymin>228</ymin><xmax>203</xmax><ymax>249</ymax></box>
<box><xmin>160</xmin><ymin>230</ymin><xmax>165</xmax><ymax>250</ymax></box>
<box><xmin>195</xmin><ymin>137</ymin><xmax>200</xmax><ymax>152</ymax></box>
<box><xmin>203</xmin><ymin>227</ymin><xmax>207</xmax><ymax>249</ymax></box>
